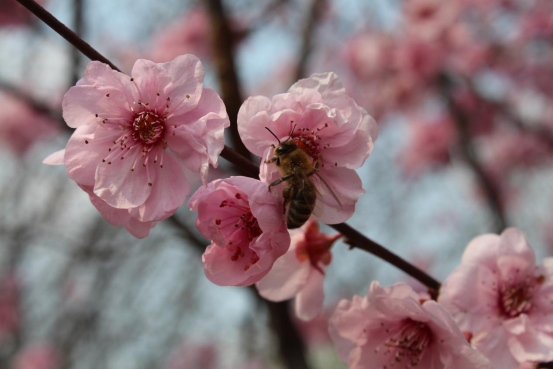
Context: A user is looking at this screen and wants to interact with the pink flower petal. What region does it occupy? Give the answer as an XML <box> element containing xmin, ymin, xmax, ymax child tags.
<box><xmin>64</xmin><ymin>125</ymin><xmax>118</xmax><ymax>187</ymax></box>
<box><xmin>129</xmin><ymin>150</ymin><xmax>190</xmax><ymax>222</ymax></box>
<box><xmin>314</xmin><ymin>167</ymin><xmax>365</xmax><ymax>224</ymax></box>
<box><xmin>63</xmin><ymin>61</ymin><xmax>136</xmax><ymax>128</ymax></box>
<box><xmin>461</xmin><ymin>234</ymin><xmax>501</xmax><ymax>271</ymax></box>
<box><xmin>256</xmin><ymin>247</ymin><xmax>310</xmax><ymax>301</ymax></box>
<box><xmin>438</xmin><ymin>264</ymin><xmax>500</xmax><ymax>332</ymax></box>
<box><xmin>43</xmin><ymin>149</ymin><xmax>65</xmax><ymax>165</ymax></box>
<box><xmin>295</xmin><ymin>269</ymin><xmax>325</xmax><ymax>321</ymax></box>
<box><xmin>93</xmin><ymin>145</ymin><xmax>155</xmax><ymax>208</ymax></box>
<box><xmin>84</xmin><ymin>185</ymin><xmax>156</xmax><ymax>239</ymax></box>
<box><xmin>472</xmin><ymin>327</ymin><xmax>521</xmax><ymax>369</ymax></box>
<box><xmin>161</xmin><ymin>54</ymin><xmax>205</xmax><ymax>115</ymax></box>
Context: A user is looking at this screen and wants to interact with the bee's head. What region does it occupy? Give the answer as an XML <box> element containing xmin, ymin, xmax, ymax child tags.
<box><xmin>266</xmin><ymin>125</ymin><xmax>298</xmax><ymax>157</ymax></box>
<box><xmin>274</xmin><ymin>140</ymin><xmax>297</xmax><ymax>156</ymax></box>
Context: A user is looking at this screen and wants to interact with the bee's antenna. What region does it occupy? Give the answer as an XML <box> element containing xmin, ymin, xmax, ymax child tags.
<box><xmin>284</xmin><ymin>124</ymin><xmax>297</xmax><ymax>142</ymax></box>
<box><xmin>265</xmin><ymin>127</ymin><xmax>281</xmax><ymax>144</ymax></box>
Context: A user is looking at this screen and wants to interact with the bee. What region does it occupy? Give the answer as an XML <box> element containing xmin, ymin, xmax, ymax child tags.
<box><xmin>265</xmin><ymin>125</ymin><xmax>342</xmax><ymax>229</ymax></box>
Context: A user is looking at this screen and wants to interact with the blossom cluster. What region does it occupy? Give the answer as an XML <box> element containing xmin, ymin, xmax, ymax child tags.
<box><xmin>44</xmin><ymin>50</ymin><xmax>553</xmax><ymax>368</ymax></box>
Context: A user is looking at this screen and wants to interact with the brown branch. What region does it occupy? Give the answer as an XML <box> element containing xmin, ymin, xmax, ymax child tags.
<box><xmin>294</xmin><ymin>0</ymin><xmax>325</xmax><ymax>81</ymax></box>
<box><xmin>438</xmin><ymin>73</ymin><xmax>508</xmax><ymax>233</ymax></box>
<box><xmin>16</xmin><ymin>0</ymin><xmax>441</xmax><ymax>291</ymax></box>
<box><xmin>206</xmin><ymin>0</ymin><xmax>252</xmax><ymax>160</ymax></box>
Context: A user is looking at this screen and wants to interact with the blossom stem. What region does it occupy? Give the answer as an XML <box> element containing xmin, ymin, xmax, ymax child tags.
<box><xmin>16</xmin><ymin>0</ymin><xmax>441</xmax><ymax>291</ymax></box>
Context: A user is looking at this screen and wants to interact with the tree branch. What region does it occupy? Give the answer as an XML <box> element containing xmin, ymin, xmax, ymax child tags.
<box><xmin>438</xmin><ymin>73</ymin><xmax>508</xmax><ymax>233</ymax></box>
<box><xmin>206</xmin><ymin>0</ymin><xmax>252</xmax><ymax>160</ymax></box>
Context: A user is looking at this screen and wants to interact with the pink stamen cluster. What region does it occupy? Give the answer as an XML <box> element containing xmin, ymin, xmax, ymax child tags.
<box><xmin>381</xmin><ymin>319</ymin><xmax>433</xmax><ymax>367</ymax></box>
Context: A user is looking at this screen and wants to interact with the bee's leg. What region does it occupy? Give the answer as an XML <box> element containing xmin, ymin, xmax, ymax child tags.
<box><xmin>282</xmin><ymin>187</ymin><xmax>291</xmax><ymax>215</ymax></box>
<box><xmin>264</xmin><ymin>156</ymin><xmax>280</xmax><ymax>166</ymax></box>
<box><xmin>267</xmin><ymin>174</ymin><xmax>294</xmax><ymax>192</ymax></box>
<box><xmin>307</xmin><ymin>158</ymin><xmax>322</xmax><ymax>177</ymax></box>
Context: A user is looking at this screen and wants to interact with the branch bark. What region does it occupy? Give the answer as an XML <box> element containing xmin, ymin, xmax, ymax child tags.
<box><xmin>206</xmin><ymin>0</ymin><xmax>252</xmax><ymax>160</ymax></box>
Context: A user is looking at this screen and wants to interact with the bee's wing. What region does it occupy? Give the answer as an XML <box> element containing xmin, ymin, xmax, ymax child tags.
<box><xmin>312</xmin><ymin>172</ymin><xmax>342</xmax><ymax>207</ymax></box>
<box><xmin>312</xmin><ymin>196</ymin><xmax>325</xmax><ymax>218</ymax></box>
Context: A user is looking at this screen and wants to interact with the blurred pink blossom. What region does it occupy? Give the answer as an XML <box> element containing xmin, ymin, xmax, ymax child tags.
<box><xmin>399</xmin><ymin>116</ymin><xmax>456</xmax><ymax>176</ymax></box>
<box><xmin>485</xmin><ymin>131</ymin><xmax>553</xmax><ymax>178</ymax></box>
<box><xmin>330</xmin><ymin>281</ymin><xmax>491</xmax><ymax>369</ymax></box>
<box><xmin>11</xmin><ymin>344</ymin><xmax>60</xmax><ymax>369</ymax></box>
<box><xmin>151</xmin><ymin>9</ymin><xmax>212</xmax><ymax>63</ymax></box>
<box><xmin>439</xmin><ymin>228</ymin><xmax>553</xmax><ymax>367</ymax></box>
<box><xmin>0</xmin><ymin>0</ymin><xmax>44</xmax><ymax>27</ymax></box>
<box><xmin>188</xmin><ymin>176</ymin><xmax>290</xmax><ymax>286</ymax></box>
<box><xmin>403</xmin><ymin>0</ymin><xmax>460</xmax><ymax>41</ymax></box>
<box><xmin>394</xmin><ymin>38</ymin><xmax>443</xmax><ymax>82</ymax></box>
<box><xmin>0</xmin><ymin>92</ymin><xmax>57</xmax><ymax>157</ymax></box>
<box><xmin>166</xmin><ymin>343</ymin><xmax>216</xmax><ymax>369</ymax></box>
<box><xmin>45</xmin><ymin>55</ymin><xmax>229</xmax><ymax>238</ymax></box>
<box><xmin>256</xmin><ymin>219</ymin><xmax>340</xmax><ymax>321</ymax></box>
<box><xmin>238</xmin><ymin>72</ymin><xmax>378</xmax><ymax>224</ymax></box>
<box><xmin>343</xmin><ymin>33</ymin><xmax>395</xmax><ymax>82</ymax></box>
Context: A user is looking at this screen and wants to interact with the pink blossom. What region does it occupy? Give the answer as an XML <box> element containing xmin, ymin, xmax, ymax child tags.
<box><xmin>45</xmin><ymin>55</ymin><xmax>229</xmax><ymax>237</ymax></box>
<box><xmin>0</xmin><ymin>92</ymin><xmax>57</xmax><ymax>157</ymax></box>
<box><xmin>399</xmin><ymin>116</ymin><xmax>456</xmax><ymax>177</ymax></box>
<box><xmin>439</xmin><ymin>228</ymin><xmax>553</xmax><ymax>367</ymax></box>
<box><xmin>330</xmin><ymin>282</ymin><xmax>491</xmax><ymax>369</ymax></box>
<box><xmin>188</xmin><ymin>177</ymin><xmax>290</xmax><ymax>286</ymax></box>
<box><xmin>11</xmin><ymin>344</ymin><xmax>61</xmax><ymax>369</ymax></box>
<box><xmin>403</xmin><ymin>0</ymin><xmax>460</xmax><ymax>41</ymax></box>
<box><xmin>393</xmin><ymin>38</ymin><xmax>443</xmax><ymax>82</ymax></box>
<box><xmin>343</xmin><ymin>33</ymin><xmax>395</xmax><ymax>82</ymax></box>
<box><xmin>151</xmin><ymin>9</ymin><xmax>212</xmax><ymax>63</ymax></box>
<box><xmin>256</xmin><ymin>218</ymin><xmax>341</xmax><ymax>321</ymax></box>
<box><xmin>238</xmin><ymin>72</ymin><xmax>378</xmax><ymax>224</ymax></box>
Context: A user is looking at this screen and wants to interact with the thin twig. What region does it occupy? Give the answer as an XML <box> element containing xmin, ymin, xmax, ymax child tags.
<box><xmin>438</xmin><ymin>73</ymin><xmax>507</xmax><ymax>233</ymax></box>
<box><xmin>294</xmin><ymin>0</ymin><xmax>325</xmax><ymax>81</ymax></box>
<box><xmin>16</xmin><ymin>0</ymin><xmax>441</xmax><ymax>292</ymax></box>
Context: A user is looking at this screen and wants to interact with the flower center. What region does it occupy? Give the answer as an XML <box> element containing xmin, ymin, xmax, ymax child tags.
<box><xmin>132</xmin><ymin>111</ymin><xmax>164</xmax><ymax>144</ymax></box>
<box><xmin>382</xmin><ymin>319</ymin><xmax>432</xmax><ymax>367</ymax></box>
<box><xmin>216</xmin><ymin>194</ymin><xmax>263</xmax><ymax>272</ymax></box>
<box><xmin>236</xmin><ymin>210</ymin><xmax>263</xmax><ymax>240</ymax></box>
<box><xmin>293</xmin><ymin>126</ymin><xmax>328</xmax><ymax>164</ymax></box>
<box><xmin>500</xmin><ymin>282</ymin><xmax>535</xmax><ymax>318</ymax></box>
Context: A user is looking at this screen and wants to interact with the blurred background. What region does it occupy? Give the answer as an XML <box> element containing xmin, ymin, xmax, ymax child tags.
<box><xmin>1</xmin><ymin>0</ymin><xmax>553</xmax><ymax>368</ymax></box>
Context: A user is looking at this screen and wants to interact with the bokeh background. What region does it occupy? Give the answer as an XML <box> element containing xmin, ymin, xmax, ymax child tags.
<box><xmin>1</xmin><ymin>0</ymin><xmax>553</xmax><ymax>368</ymax></box>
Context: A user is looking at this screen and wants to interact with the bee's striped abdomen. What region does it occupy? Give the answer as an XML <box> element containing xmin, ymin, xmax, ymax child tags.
<box><xmin>286</xmin><ymin>184</ymin><xmax>316</xmax><ymax>229</ymax></box>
